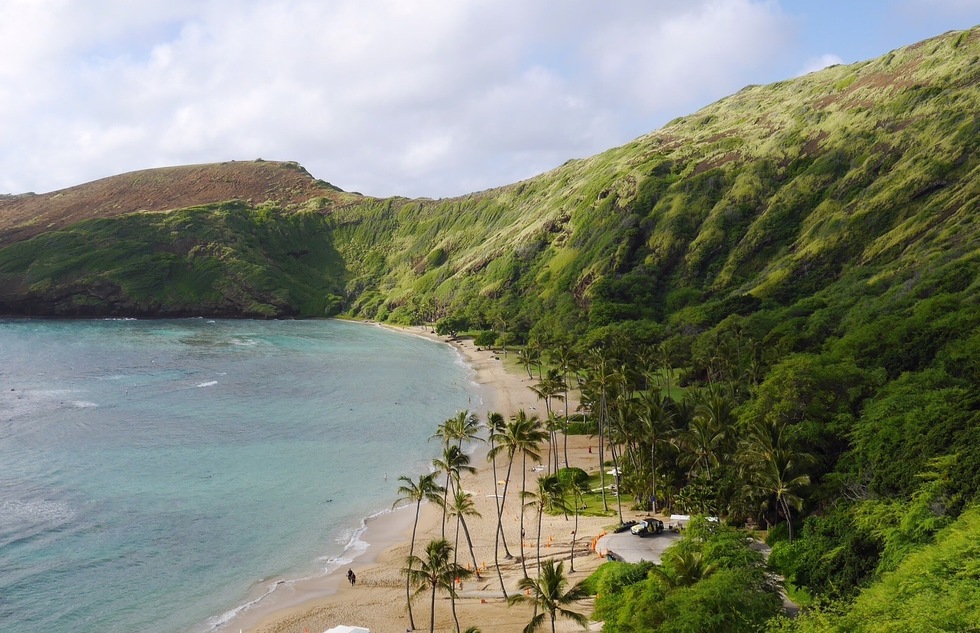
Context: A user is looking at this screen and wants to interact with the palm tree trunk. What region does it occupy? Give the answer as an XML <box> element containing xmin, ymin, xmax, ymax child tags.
<box><xmin>494</xmin><ymin>456</ymin><xmax>515</xmax><ymax>598</ymax></box>
<box><xmin>459</xmin><ymin>513</ymin><xmax>480</xmax><ymax>577</ymax></box>
<box><xmin>490</xmin><ymin>437</ymin><xmax>513</xmax><ymax>559</ymax></box>
<box><xmin>536</xmin><ymin>505</ymin><xmax>544</xmax><ymax>577</ymax></box>
<box><xmin>782</xmin><ymin>495</ymin><xmax>794</xmax><ymax>542</ymax></box>
<box><xmin>429</xmin><ymin>578</ymin><xmax>437</xmax><ymax>633</ymax></box>
<box><xmin>441</xmin><ymin>471</ymin><xmax>452</xmax><ymax>538</ymax></box>
<box><xmin>406</xmin><ymin>502</ymin><xmax>420</xmax><ymax>631</ymax></box>
<box><xmin>610</xmin><ymin>440</ymin><xmax>624</xmax><ymax>524</ymax></box>
<box><xmin>651</xmin><ymin>437</ymin><xmax>658</xmax><ymax>514</ymax></box>
<box><xmin>533</xmin><ymin>504</ymin><xmax>544</xmax><ymax>622</ymax></box>
<box><xmin>519</xmin><ymin>451</ymin><xmax>530</xmax><ymax>579</ymax></box>
<box><xmin>500</xmin><ymin>458</ymin><xmax>514</xmax><ymax>558</ymax></box>
<box><xmin>552</xmin><ymin>426</ymin><xmax>560</xmax><ymax>473</ymax></box>
<box><xmin>570</xmin><ymin>489</ymin><xmax>579</xmax><ymax>572</ymax></box>
<box><xmin>453</xmin><ymin>511</ymin><xmax>462</xmax><ymax>632</ymax></box>
<box><xmin>563</xmin><ymin>382</ymin><xmax>570</xmax><ymax>471</ymax></box>
<box><xmin>599</xmin><ymin>393</ymin><xmax>608</xmax><ymax>512</ymax></box>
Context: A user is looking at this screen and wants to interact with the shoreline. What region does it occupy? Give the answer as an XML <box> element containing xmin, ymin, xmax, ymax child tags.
<box><xmin>213</xmin><ymin>322</ymin><xmax>488</xmax><ymax>633</ymax></box>
<box><xmin>222</xmin><ymin>322</ymin><xmax>620</xmax><ymax>633</ymax></box>
<box><xmin>213</xmin><ymin>323</ymin><xmax>508</xmax><ymax>633</ymax></box>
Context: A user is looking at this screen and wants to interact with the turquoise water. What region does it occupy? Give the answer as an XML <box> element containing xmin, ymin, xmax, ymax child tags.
<box><xmin>0</xmin><ymin>318</ymin><xmax>477</xmax><ymax>633</ymax></box>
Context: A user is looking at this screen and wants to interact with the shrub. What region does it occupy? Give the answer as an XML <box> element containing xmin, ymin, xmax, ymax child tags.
<box><xmin>473</xmin><ymin>330</ymin><xmax>497</xmax><ymax>347</ymax></box>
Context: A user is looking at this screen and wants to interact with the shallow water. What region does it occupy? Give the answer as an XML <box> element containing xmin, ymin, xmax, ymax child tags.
<box><xmin>0</xmin><ymin>318</ymin><xmax>476</xmax><ymax>633</ymax></box>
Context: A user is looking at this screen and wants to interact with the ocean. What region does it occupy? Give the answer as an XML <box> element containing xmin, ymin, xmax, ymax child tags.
<box><xmin>0</xmin><ymin>318</ymin><xmax>478</xmax><ymax>633</ymax></box>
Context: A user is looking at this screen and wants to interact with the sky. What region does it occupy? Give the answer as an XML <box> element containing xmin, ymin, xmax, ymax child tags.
<box><xmin>1</xmin><ymin>0</ymin><xmax>978</xmax><ymax>199</ymax></box>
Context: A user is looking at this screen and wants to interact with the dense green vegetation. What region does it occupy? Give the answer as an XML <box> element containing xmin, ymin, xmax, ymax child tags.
<box><xmin>0</xmin><ymin>27</ymin><xmax>978</xmax><ymax>631</ymax></box>
<box><xmin>590</xmin><ymin>517</ymin><xmax>782</xmax><ymax>632</ymax></box>
<box><xmin>0</xmin><ymin>201</ymin><xmax>347</xmax><ymax>317</ymax></box>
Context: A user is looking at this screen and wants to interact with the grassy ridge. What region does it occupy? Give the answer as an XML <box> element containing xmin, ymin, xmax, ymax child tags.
<box><xmin>334</xmin><ymin>27</ymin><xmax>978</xmax><ymax>338</ymax></box>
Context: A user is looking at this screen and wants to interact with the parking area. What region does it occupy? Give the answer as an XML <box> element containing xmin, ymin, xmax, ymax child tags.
<box><xmin>597</xmin><ymin>527</ymin><xmax>682</xmax><ymax>564</ymax></box>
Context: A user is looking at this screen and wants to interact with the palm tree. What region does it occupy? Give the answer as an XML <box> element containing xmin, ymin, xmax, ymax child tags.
<box><xmin>488</xmin><ymin>410</ymin><xmax>546</xmax><ymax>582</ymax></box>
<box><xmin>433</xmin><ymin>410</ymin><xmax>481</xmax><ymax>450</ymax></box>
<box><xmin>404</xmin><ymin>538</ymin><xmax>471</xmax><ymax>633</ymax></box>
<box><xmin>446</xmin><ymin>487</ymin><xmax>482</xmax><ymax>577</ymax></box>
<box><xmin>638</xmin><ymin>387</ymin><xmax>674</xmax><ymax>514</ymax></box>
<box><xmin>486</xmin><ymin>412</ymin><xmax>515</xmax><ymax>597</ymax></box>
<box><xmin>517</xmin><ymin>347</ymin><xmax>536</xmax><ymax>379</ymax></box>
<box><xmin>583</xmin><ymin>349</ymin><xmax>616</xmax><ymax>513</ymax></box>
<box><xmin>606</xmin><ymin>394</ymin><xmax>631</xmax><ymax>525</ymax></box>
<box><xmin>394</xmin><ymin>473</ymin><xmax>445</xmax><ymax>631</ymax></box>
<box><xmin>549</xmin><ymin>344</ymin><xmax>576</xmax><ymax>470</ymax></box>
<box><xmin>527</xmin><ymin>341</ymin><xmax>544</xmax><ymax>380</ymax></box>
<box><xmin>652</xmin><ymin>549</ymin><xmax>717</xmax><ymax>588</ymax></box>
<box><xmin>507</xmin><ymin>559</ymin><xmax>589</xmax><ymax>633</ymax></box>
<box><xmin>754</xmin><ymin>448</ymin><xmax>810</xmax><ymax>542</ymax></box>
<box><xmin>485</xmin><ymin>411</ymin><xmax>513</xmax><ymax>559</ymax></box>
<box><xmin>522</xmin><ymin>474</ymin><xmax>568</xmax><ymax>576</ymax></box>
<box><xmin>567</xmin><ymin>476</ymin><xmax>589</xmax><ymax>573</ymax></box>
<box><xmin>529</xmin><ymin>371</ymin><xmax>565</xmax><ymax>472</ymax></box>
<box><xmin>513</xmin><ymin>411</ymin><xmax>547</xmax><ymax>579</ymax></box>
<box><xmin>433</xmin><ymin>444</ymin><xmax>477</xmax><ymax>536</ymax></box>
<box><xmin>657</xmin><ymin>342</ymin><xmax>676</xmax><ymax>401</ymax></box>
<box><xmin>738</xmin><ymin>417</ymin><xmax>812</xmax><ymax>541</ymax></box>
<box><xmin>675</xmin><ymin>389</ymin><xmax>733</xmax><ymax>483</ymax></box>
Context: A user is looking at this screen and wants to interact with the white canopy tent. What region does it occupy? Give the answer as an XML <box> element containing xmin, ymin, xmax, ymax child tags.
<box><xmin>323</xmin><ymin>627</ymin><xmax>369</xmax><ymax>633</ymax></box>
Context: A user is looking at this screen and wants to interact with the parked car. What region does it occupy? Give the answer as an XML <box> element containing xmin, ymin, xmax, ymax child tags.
<box><xmin>630</xmin><ymin>518</ymin><xmax>664</xmax><ymax>536</ymax></box>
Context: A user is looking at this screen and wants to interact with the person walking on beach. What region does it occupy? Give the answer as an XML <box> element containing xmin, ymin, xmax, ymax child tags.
<box><xmin>351</xmin><ymin>571</ymin><xmax>357</xmax><ymax>586</ymax></box>
<box><xmin>347</xmin><ymin>568</ymin><xmax>354</xmax><ymax>586</ymax></box>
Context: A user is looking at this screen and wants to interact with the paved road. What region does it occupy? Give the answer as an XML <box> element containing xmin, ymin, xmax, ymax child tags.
<box><xmin>597</xmin><ymin>528</ymin><xmax>682</xmax><ymax>563</ymax></box>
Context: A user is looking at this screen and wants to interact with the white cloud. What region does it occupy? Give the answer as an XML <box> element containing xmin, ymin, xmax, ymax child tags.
<box><xmin>0</xmin><ymin>0</ymin><xmax>796</xmax><ymax>198</ymax></box>
<box><xmin>796</xmin><ymin>53</ymin><xmax>845</xmax><ymax>76</ymax></box>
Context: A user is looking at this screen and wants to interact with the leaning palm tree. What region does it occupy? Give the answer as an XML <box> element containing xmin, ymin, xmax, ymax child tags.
<box><xmin>485</xmin><ymin>411</ymin><xmax>513</xmax><ymax>557</ymax></box>
<box><xmin>507</xmin><ymin>559</ymin><xmax>590</xmax><ymax>633</ymax></box>
<box><xmin>446</xmin><ymin>487</ymin><xmax>482</xmax><ymax>577</ymax></box>
<box><xmin>405</xmin><ymin>538</ymin><xmax>472</xmax><ymax>633</ymax></box>
<box><xmin>517</xmin><ymin>347</ymin><xmax>536</xmax><ymax>379</ymax></box>
<box><xmin>487</xmin><ymin>410</ymin><xmax>545</xmax><ymax>589</ymax></box>
<box><xmin>486</xmin><ymin>414</ymin><xmax>516</xmax><ymax>597</ymax></box>
<box><xmin>394</xmin><ymin>473</ymin><xmax>445</xmax><ymax>631</ymax></box>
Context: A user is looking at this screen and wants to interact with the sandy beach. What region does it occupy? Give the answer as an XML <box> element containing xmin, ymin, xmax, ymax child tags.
<box><xmin>224</xmin><ymin>324</ymin><xmax>633</xmax><ymax>633</ymax></box>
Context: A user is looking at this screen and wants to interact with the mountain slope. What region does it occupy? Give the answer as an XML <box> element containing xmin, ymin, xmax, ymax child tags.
<box><xmin>0</xmin><ymin>27</ymin><xmax>976</xmax><ymax>324</ymax></box>
<box><xmin>0</xmin><ymin>161</ymin><xmax>364</xmax><ymax>317</ymax></box>
<box><xmin>332</xmin><ymin>26</ymin><xmax>978</xmax><ymax>334</ymax></box>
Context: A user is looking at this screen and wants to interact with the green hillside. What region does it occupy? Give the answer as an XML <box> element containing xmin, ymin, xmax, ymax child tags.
<box><xmin>0</xmin><ymin>26</ymin><xmax>978</xmax><ymax>631</ymax></box>
<box><xmin>334</xmin><ymin>27</ymin><xmax>978</xmax><ymax>343</ymax></box>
